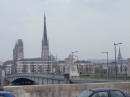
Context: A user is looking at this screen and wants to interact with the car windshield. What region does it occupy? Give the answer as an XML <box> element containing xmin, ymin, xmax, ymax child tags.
<box><xmin>77</xmin><ymin>90</ymin><xmax>93</xmax><ymax>97</ymax></box>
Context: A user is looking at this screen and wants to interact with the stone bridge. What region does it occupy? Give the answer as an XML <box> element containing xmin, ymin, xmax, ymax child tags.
<box><xmin>5</xmin><ymin>73</ymin><xmax>112</xmax><ymax>85</ymax></box>
<box><xmin>5</xmin><ymin>73</ymin><xmax>65</xmax><ymax>85</ymax></box>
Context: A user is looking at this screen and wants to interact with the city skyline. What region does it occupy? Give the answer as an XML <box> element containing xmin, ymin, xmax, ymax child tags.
<box><xmin>0</xmin><ymin>0</ymin><xmax>130</xmax><ymax>61</ymax></box>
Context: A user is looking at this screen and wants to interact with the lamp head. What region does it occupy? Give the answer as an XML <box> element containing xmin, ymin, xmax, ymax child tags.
<box><xmin>119</xmin><ymin>43</ymin><xmax>123</xmax><ymax>44</ymax></box>
<box><xmin>114</xmin><ymin>42</ymin><xmax>123</xmax><ymax>45</ymax></box>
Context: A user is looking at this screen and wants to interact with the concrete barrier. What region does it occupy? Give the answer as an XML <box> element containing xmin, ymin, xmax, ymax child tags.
<box><xmin>3</xmin><ymin>82</ymin><xmax>130</xmax><ymax>97</ymax></box>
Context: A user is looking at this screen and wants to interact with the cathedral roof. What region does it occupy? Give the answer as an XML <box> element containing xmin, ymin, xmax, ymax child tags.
<box><xmin>19</xmin><ymin>57</ymin><xmax>52</xmax><ymax>62</ymax></box>
<box><xmin>20</xmin><ymin>58</ymin><xmax>42</xmax><ymax>61</ymax></box>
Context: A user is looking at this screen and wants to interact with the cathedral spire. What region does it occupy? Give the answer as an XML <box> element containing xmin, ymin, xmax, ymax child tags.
<box><xmin>43</xmin><ymin>13</ymin><xmax>48</xmax><ymax>45</ymax></box>
<box><xmin>117</xmin><ymin>47</ymin><xmax>123</xmax><ymax>63</ymax></box>
<box><xmin>41</xmin><ymin>13</ymin><xmax>49</xmax><ymax>60</ymax></box>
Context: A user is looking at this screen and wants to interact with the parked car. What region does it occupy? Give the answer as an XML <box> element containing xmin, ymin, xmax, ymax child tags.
<box><xmin>77</xmin><ymin>88</ymin><xmax>130</xmax><ymax>97</ymax></box>
<box><xmin>0</xmin><ymin>91</ymin><xmax>15</xmax><ymax>97</ymax></box>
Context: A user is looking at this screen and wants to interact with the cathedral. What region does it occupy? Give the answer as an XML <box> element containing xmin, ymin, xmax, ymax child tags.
<box><xmin>13</xmin><ymin>14</ymin><xmax>54</xmax><ymax>73</ymax></box>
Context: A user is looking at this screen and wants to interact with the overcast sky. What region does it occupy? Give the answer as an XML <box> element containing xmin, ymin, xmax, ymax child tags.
<box><xmin>0</xmin><ymin>0</ymin><xmax>130</xmax><ymax>61</ymax></box>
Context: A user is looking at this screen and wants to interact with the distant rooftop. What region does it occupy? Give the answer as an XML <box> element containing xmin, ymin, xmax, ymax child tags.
<box><xmin>19</xmin><ymin>57</ymin><xmax>52</xmax><ymax>61</ymax></box>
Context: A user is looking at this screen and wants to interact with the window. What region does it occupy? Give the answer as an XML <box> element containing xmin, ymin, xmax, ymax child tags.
<box><xmin>92</xmin><ymin>92</ymin><xmax>108</xmax><ymax>97</ymax></box>
<box><xmin>77</xmin><ymin>90</ymin><xmax>93</xmax><ymax>97</ymax></box>
<box><xmin>110</xmin><ymin>91</ymin><xmax>125</xmax><ymax>97</ymax></box>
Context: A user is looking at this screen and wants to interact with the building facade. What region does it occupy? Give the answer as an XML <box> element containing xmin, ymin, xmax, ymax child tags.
<box><xmin>3</xmin><ymin>60</ymin><xmax>13</xmax><ymax>75</ymax></box>
<box><xmin>54</xmin><ymin>60</ymin><xmax>95</xmax><ymax>75</ymax></box>
<box><xmin>77</xmin><ymin>61</ymin><xmax>95</xmax><ymax>74</ymax></box>
<box><xmin>127</xmin><ymin>58</ymin><xmax>130</xmax><ymax>76</ymax></box>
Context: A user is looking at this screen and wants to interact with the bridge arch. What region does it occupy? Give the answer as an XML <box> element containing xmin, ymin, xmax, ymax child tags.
<box><xmin>12</xmin><ymin>78</ymin><xmax>35</xmax><ymax>85</ymax></box>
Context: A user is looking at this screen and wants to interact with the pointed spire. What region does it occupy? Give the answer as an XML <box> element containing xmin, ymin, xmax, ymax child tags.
<box><xmin>41</xmin><ymin>13</ymin><xmax>49</xmax><ymax>60</ymax></box>
<box><xmin>117</xmin><ymin>47</ymin><xmax>123</xmax><ymax>62</ymax></box>
<box><xmin>43</xmin><ymin>13</ymin><xmax>48</xmax><ymax>45</ymax></box>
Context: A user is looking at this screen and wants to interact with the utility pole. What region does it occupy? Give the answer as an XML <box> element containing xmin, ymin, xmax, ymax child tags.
<box><xmin>102</xmin><ymin>52</ymin><xmax>109</xmax><ymax>79</ymax></box>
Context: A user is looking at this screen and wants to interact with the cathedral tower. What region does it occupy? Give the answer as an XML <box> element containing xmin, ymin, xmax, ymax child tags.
<box><xmin>13</xmin><ymin>39</ymin><xmax>24</xmax><ymax>73</ymax></box>
<box><xmin>117</xmin><ymin>47</ymin><xmax>123</xmax><ymax>63</ymax></box>
<box><xmin>13</xmin><ymin>39</ymin><xmax>24</xmax><ymax>61</ymax></box>
<box><xmin>41</xmin><ymin>14</ymin><xmax>49</xmax><ymax>60</ymax></box>
<box><xmin>17</xmin><ymin>39</ymin><xmax>24</xmax><ymax>60</ymax></box>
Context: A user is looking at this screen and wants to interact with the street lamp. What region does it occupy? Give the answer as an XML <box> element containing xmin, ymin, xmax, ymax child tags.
<box><xmin>71</xmin><ymin>51</ymin><xmax>79</xmax><ymax>78</ymax></box>
<box><xmin>114</xmin><ymin>42</ymin><xmax>123</xmax><ymax>79</ymax></box>
<box><xmin>72</xmin><ymin>51</ymin><xmax>79</xmax><ymax>55</ymax></box>
<box><xmin>73</xmin><ymin>55</ymin><xmax>79</xmax><ymax>73</ymax></box>
<box><xmin>102</xmin><ymin>51</ymin><xmax>109</xmax><ymax>79</ymax></box>
<box><xmin>71</xmin><ymin>51</ymin><xmax>79</xmax><ymax>63</ymax></box>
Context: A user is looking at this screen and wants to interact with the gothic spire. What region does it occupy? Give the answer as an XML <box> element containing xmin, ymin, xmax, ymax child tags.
<box><xmin>41</xmin><ymin>13</ymin><xmax>49</xmax><ymax>60</ymax></box>
<box><xmin>43</xmin><ymin>13</ymin><xmax>48</xmax><ymax>45</ymax></box>
<box><xmin>117</xmin><ymin>47</ymin><xmax>123</xmax><ymax>62</ymax></box>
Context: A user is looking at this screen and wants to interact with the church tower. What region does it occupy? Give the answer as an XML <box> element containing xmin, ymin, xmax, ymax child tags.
<box><xmin>117</xmin><ymin>47</ymin><xmax>123</xmax><ymax>63</ymax></box>
<box><xmin>13</xmin><ymin>39</ymin><xmax>24</xmax><ymax>61</ymax></box>
<box><xmin>41</xmin><ymin>14</ymin><xmax>49</xmax><ymax>60</ymax></box>
<box><xmin>13</xmin><ymin>39</ymin><xmax>24</xmax><ymax>73</ymax></box>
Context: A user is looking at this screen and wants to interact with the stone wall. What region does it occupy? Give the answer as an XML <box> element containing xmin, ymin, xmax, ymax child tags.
<box><xmin>3</xmin><ymin>82</ymin><xmax>130</xmax><ymax>97</ymax></box>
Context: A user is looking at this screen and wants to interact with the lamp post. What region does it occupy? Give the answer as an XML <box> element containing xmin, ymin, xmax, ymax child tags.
<box><xmin>71</xmin><ymin>51</ymin><xmax>79</xmax><ymax>65</ymax></box>
<box><xmin>102</xmin><ymin>51</ymin><xmax>109</xmax><ymax>79</ymax></box>
<box><xmin>71</xmin><ymin>51</ymin><xmax>79</xmax><ymax>78</ymax></box>
<box><xmin>73</xmin><ymin>55</ymin><xmax>79</xmax><ymax>73</ymax></box>
<box><xmin>72</xmin><ymin>51</ymin><xmax>79</xmax><ymax>57</ymax></box>
<box><xmin>114</xmin><ymin>42</ymin><xmax>123</xmax><ymax>80</ymax></box>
